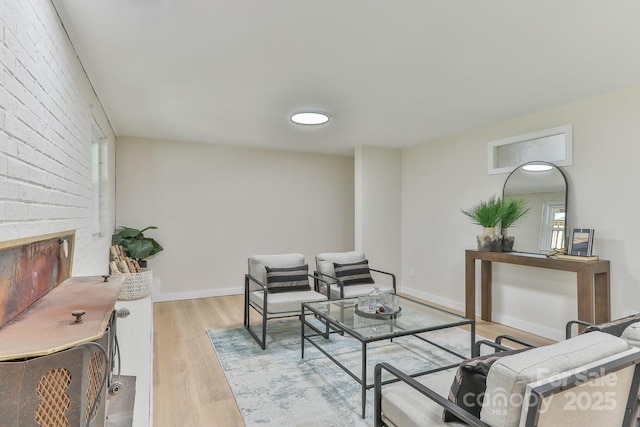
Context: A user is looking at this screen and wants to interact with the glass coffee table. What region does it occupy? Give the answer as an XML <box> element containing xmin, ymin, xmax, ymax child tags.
<box><xmin>301</xmin><ymin>295</ymin><xmax>475</xmax><ymax>418</ymax></box>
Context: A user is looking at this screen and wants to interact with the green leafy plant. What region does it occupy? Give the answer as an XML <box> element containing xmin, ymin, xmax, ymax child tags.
<box><xmin>501</xmin><ymin>197</ymin><xmax>530</xmax><ymax>230</ymax></box>
<box><xmin>112</xmin><ymin>226</ymin><xmax>164</xmax><ymax>261</ymax></box>
<box><xmin>461</xmin><ymin>196</ymin><xmax>504</xmax><ymax>228</ymax></box>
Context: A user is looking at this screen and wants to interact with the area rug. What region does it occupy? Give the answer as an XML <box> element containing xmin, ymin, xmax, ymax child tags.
<box><xmin>207</xmin><ymin>319</ymin><xmax>477</xmax><ymax>427</ymax></box>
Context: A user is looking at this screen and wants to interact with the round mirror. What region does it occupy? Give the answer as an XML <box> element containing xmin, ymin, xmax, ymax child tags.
<box><xmin>503</xmin><ymin>161</ymin><xmax>568</xmax><ymax>254</ymax></box>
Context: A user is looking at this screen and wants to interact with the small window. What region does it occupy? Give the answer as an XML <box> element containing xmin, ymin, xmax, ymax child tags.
<box><xmin>539</xmin><ymin>202</ymin><xmax>566</xmax><ymax>251</ymax></box>
<box><xmin>487</xmin><ymin>125</ymin><xmax>572</xmax><ymax>175</ymax></box>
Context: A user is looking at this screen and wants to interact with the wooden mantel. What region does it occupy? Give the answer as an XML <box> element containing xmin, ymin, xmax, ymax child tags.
<box><xmin>465</xmin><ymin>250</ymin><xmax>611</xmax><ymax>326</ymax></box>
<box><xmin>0</xmin><ymin>275</ymin><xmax>123</xmax><ymax>361</ymax></box>
<box><xmin>0</xmin><ymin>231</ymin><xmax>123</xmax><ymax>361</ymax></box>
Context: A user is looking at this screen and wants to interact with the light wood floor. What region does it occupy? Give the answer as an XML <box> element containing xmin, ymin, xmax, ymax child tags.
<box><xmin>152</xmin><ymin>294</ymin><xmax>555</xmax><ymax>426</ymax></box>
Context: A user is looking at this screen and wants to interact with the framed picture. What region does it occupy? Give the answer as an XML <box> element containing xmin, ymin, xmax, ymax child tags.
<box><xmin>568</xmin><ymin>228</ymin><xmax>595</xmax><ymax>256</ymax></box>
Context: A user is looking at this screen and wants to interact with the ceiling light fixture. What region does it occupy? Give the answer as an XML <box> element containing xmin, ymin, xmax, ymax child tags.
<box><xmin>522</xmin><ymin>164</ymin><xmax>553</xmax><ymax>172</ymax></box>
<box><xmin>290</xmin><ymin>112</ymin><xmax>330</xmax><ymax>125</ymax></box>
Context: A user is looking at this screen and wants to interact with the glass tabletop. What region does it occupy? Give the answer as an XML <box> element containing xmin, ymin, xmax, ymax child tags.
<box><xmin>303</xmin><ymin>296</ymin><xmax>472</xmax><ymax>341</ymax></box>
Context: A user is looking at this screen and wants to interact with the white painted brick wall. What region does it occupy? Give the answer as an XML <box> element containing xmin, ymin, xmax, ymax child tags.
<box><xmin>0</xmin><ymin>0</ymin><xmax>116</xmax><ymax>275</ymax></box>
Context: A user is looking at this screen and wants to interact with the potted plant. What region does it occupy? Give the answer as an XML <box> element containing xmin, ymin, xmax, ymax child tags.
<box><xmin>500</xmin><ymin>198</ymin><xmax>530</xmax><ymax>251</ymax></box>
<box><xmin>461</xmin><ymin>196</ymin><xmax>504</xmax><ymax>251</ymax></box>
<box><xmin>112</xmin><ymin>225</ymin><xmax>164</xmax><ymax>267</ymax></box>
<box><xmin>111</xmin><ymin>226</ymin><xmax>163</xmax><ymax>300</ymax></box>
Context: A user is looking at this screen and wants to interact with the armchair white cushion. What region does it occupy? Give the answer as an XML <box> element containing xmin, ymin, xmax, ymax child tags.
<box><xmin>316</xmin><ymin>251</ymin><xmax>395</xmax><ymax>299</ymax></box>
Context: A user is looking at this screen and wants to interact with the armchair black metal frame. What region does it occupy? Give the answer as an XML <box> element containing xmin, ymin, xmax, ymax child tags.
<box><xmin>314</xmin><ymin>268</ymin><xmax>397</xmax><ymax>300</ymax></box>
<box><xmin>374</xmin><ymin>350</ymin><xmax>640</xmax><ymax>427</ymax></box>
<box><xmin>566</xmin><ymin>319</ymin><xmax>599</xmax><ymax>339</ymax></box>
<box><xmin>244</xmin><ymin>272</ymin><xmax>332</xmax><ymax>350</ymax></box>
<box><xmin>565</xmin><ymin>315</ymin><xmax>640</xmax><ymax>425</ymax></box>
<box><xmin>314</xmin><ymin>267</ymin><xmax>398</xmax><ymax>299</ymax></box>
<box><xmin>314</xmin><ymin>251</ymin><xmax>397</xmax><ymax>300</ymax></box>
<box><xmin>374</xmin><ymin>322</ymin><xmax>640</xmax><ymax>427</ymax></box>
<box><xmin>374</xmin><ymin>361</ymin><xmax>491</xmax><ymax>427</ymax></box>
<box><xmin>473</xmin><ymin>334</ymin><xmax>538</xmax><ymax>354</ymax></box>
<box><xmin>370</xmin><ymin>337</ymin><xmax>535</xmax><ymax>427</ymax></box>
<box><xmin>566</xmin><ymin>313</ymin><xmax>640</xmax><ymax>340</ymax></box>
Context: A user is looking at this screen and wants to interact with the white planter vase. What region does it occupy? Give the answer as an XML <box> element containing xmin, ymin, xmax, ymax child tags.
<box><xmin>477</xmin><ymin>227</ymin><xmax>502</xmax><ymax>252</ymax></box>
<box><xmin>114</xmin><ymin>268</ymin><xmax>153</xmax><ymax>300</ymax></box>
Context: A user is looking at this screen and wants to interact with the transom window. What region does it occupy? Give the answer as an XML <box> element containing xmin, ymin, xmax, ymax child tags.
<box><xmin>488</xmin><ymin>125</ymin><xmax>573</xmax><ymax>175</ymax></box>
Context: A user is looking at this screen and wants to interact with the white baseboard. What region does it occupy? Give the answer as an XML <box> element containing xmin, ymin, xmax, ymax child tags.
<box><xmin>153</xmin><ymin>286</ymin><xmax>242</xmax><ymax>302</ymax></box>
<box><xmin>400</xmin><ymin>286</ymin><xmax>563</xmax><ymax>341</ymax></box>
<box><xmin>490</xmin><ymin>313</ymin><xmax>564</xmax><ymax>341</ymax></box>
<box><xmin>400</xmin><ymin>286</ymin><xmax>466</xmax><ymax>313</ymax></box>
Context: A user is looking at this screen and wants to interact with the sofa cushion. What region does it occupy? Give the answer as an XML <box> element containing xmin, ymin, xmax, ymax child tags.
<box><xmin>316</xmin><ymin>251</ymin><xmax>365</xmax><ymax>283</ymax></box>
<box><xmin>480</xmin><ymin>331</ymin><xmax>629</xmax><ymax>427</ymax></box>
<box><xmin>265</xmin><ymin>264</ymin><xmax>310</xmax><ymax>293</ymax></box>
<box><xmin>443</xmin><ymin>348</ymin><xmax>527</xmax><ymax>423</ymax></box>
<box><xmin>333</xmin><ymin>259</ymin><xmax>375</xmax><ymax>286</ymax></box>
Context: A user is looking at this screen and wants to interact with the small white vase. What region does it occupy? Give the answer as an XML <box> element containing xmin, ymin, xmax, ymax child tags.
<box><xmin>477</xmin><ymin>227</ymin><xmax>502</xmax><ymax>252</ymax></box>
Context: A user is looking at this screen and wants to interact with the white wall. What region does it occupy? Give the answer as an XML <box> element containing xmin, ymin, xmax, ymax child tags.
<box><xmin>115</xmin><ymin>137</ymin><xmax>354</xmax><ymax>300</ymax></box>
<box><xmin>355</xmin><ymin>145</ymin><xmax>401</xmax><ymax>276</ymax></box>
<box><xmin>7</xmin><ymin>0</ymin><xmax>636</xmax><ymax>343</ymax></box>
<box><xmin>0</xmin><ymin>0</ymin><xmax>116</xmax><ymax>275</ymax></box>
<box><xmin>402</xmin><ymin>84</ymin><xmax>640</xmax><ymax>340</ymax></box>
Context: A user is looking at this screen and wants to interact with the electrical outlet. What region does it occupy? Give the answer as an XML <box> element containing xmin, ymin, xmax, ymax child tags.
<box><xmin>409</xmin><ymin>267</ymin><xmax>415</xmax><ymax>277</ymax></box>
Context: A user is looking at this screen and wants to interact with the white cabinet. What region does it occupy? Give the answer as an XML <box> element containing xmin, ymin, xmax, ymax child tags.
<box><xmin>115</xmin><ymin>297</ymin><xmax>153</xmax><ymax>426</ymax></box>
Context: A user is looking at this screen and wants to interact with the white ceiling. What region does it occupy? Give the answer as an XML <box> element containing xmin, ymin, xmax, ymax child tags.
<box><xmin>52</xmin><ymin>0</ymin><xmax>640</xmax><ymax>155</ymax></box>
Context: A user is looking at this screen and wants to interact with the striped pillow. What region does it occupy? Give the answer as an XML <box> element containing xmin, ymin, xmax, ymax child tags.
<box><xmin>443</xmin><ymin>348</ymin><xmax>528</xmax><ymax>422</ymax></box>
<box><xmin>333</xmin><ymin>260</ymin><xmax>374</xmax><ymax>286</ymax></box>
<box><xmin>265</xmin><ymin>264</ymin><xmax>311</xmax><ymax>293</ymax></box>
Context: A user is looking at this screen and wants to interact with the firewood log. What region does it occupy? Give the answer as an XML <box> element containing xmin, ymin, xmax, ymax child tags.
<box><xmin>109</xmin><ymin>261</ymin><xmax>120</xmax><ymax>274</ymax></box>
<box><xmin>118</xmin><ymin>259</ymin><xmax>131</xmax><ymax>274</ymax></box>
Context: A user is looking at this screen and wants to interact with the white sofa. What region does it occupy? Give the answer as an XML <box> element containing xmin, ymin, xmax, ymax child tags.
<box><xmin>375</xmin><ymin>331</ymin><xmax>640</xmax><ymax>427</ymax></box>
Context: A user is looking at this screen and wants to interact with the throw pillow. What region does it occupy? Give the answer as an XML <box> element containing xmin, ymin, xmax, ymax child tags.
<box><xmin>443</xmin><ymin>348</ymin><xmax>528</xmax><ymax>423</ymax></box>
<box><xmin>583</xmin><ymin>312</ymin><xmax>640</xmax><ymax>337</ymax></box>
<box><xmin>621</xmin><ymin>322</ymin><xmax>640</xmax><ymax>348</ymax></box>
<box><xmin>265</xmin><ymin>264</ymin><xmax>311</xmax><ymax>293</ymax></box>
<box><xmin>333</xmin><ymin>260</ymin><xmax>374</xmax><ymax>286</ymax></box>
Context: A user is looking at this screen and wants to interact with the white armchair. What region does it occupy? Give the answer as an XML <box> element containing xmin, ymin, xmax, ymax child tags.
<box><xmin>244</xmin><ymin>253</ymin><xmax>329</xmax><ymax>349</ymax></box>
<box><xmin>315</xmin><ymin>251</ymin><xmax>396</xmax><ymax>299</ymax></box>
<box><xmin>374</xmin><ymin>331</ymin><xmax>640</xmax><ymax>427</ymax></box>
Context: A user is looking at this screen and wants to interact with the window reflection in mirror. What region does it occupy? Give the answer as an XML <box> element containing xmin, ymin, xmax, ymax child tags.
<box><xmin>503</xmin><ymin>161</ymin><xmax>568</xmax><ymax>253</ymax></box>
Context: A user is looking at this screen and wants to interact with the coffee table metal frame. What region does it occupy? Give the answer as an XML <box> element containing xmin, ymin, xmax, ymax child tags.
<box><xmin>301</xmin><ymin>296</ymin><xmax>476</xmax><ymax>418</ymax></box>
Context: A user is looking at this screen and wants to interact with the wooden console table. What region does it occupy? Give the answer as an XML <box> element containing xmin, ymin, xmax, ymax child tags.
<box><xmin>465</xmin><ymin>250</ymin><xmax>610</xmax><ymax>325</ymax></box>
